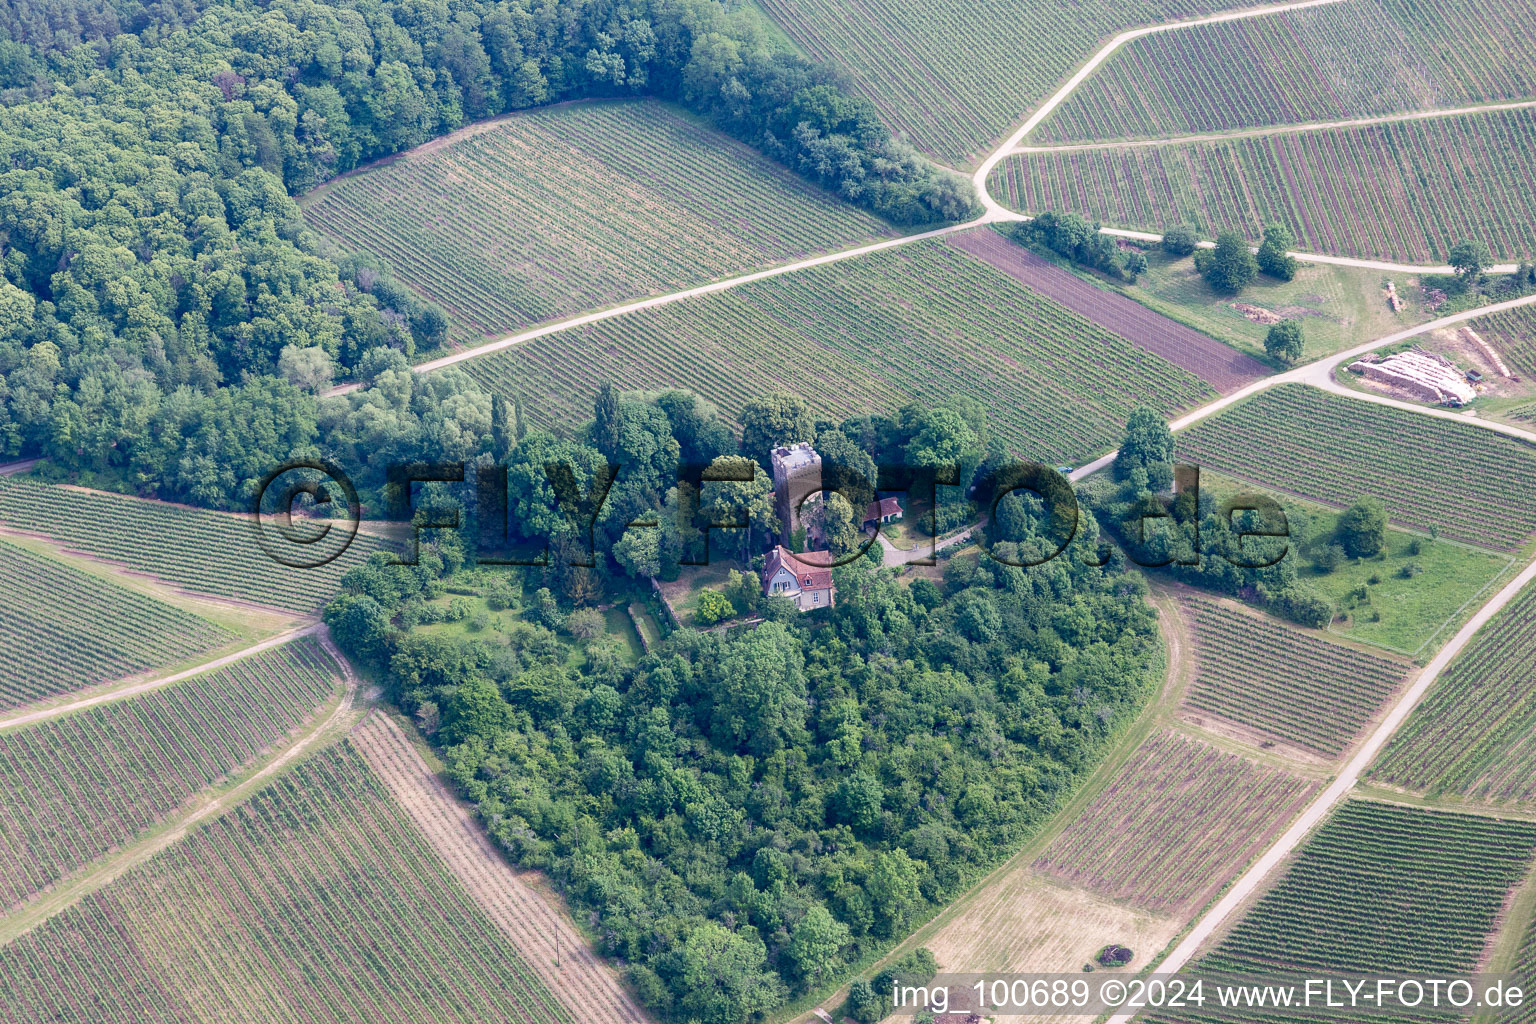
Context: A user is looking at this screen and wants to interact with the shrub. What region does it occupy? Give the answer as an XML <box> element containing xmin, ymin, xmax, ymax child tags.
<box><xmin>1162</xmin><ymin>224</ymin><xmax>1198</xmax><ymax>257</ymax></box>
<box><xmin>694</xmin><ymin>589</ymin><xmax>735</xmax><ymax>626</ymax></box>
<box><xmin>1338</xmin><ymin>498</ymin><xmax>1387</xmax><ymax>558</ymax></box>
<box><xmin>1265</xmin><ymin>318</ymin><xmax>1305</xmax><ymax>363</ymax></box>
<box><xmin>1256</xmin><ymin>224</ymin><xmax>1298</xmax><ymax>281</ymax></box>
<box><xmin>566</xmin><ymin>607</ymin><xmax>606</xmax><ymax>641</ymax></box>
<box><xmin>1312</xmin><ymin>544</ymin><xmax>1345</xmax><ymax>573</ymax></box>
<box><xmin>1202</xmin><ymin>231</ymin><xmax>1258</xmax><ymax>293</ymax></box>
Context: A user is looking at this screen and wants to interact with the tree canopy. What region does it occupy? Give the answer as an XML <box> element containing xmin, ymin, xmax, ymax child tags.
<box><xmin>1265</xmin><ymin>318</ymin><xmax>1305</xmax><ymax>364</ymax></box>
<box><xmin>324</xmin><ymin>388</ymin><xmax>1163</xmax><ymax>1024</ymax></box>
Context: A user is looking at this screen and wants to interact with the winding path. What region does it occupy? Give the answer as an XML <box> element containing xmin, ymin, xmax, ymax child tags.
<box><xmin>324</xmin><ymin>0</ymin><xmax>1511</xmax><ymax>397</ymax></box>
<box><xmin>1102</xmin><ymin>551</ymin><xmax>1536</xmax><ymax>1023</ymax></box>
<box><xmin>1008</xmin><ymin>98</ymin><xmax>1536</xmax><ymax>155</ymax></box>
<box><xmin>0</xmin><ymin>622</ymin><xmax>323</xmax><ymax>732</ymax></box>
<box><xmin>0</xmin><ymin>628</ymin><xmax>355</xmax><ymax>944</ymax></box>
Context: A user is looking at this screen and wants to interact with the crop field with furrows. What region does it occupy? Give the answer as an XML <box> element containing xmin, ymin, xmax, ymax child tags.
<box><xmin>1470</xmin><ymin>304</ymin><xmax>1536</xmax><ymax>377</ymax></box>
<box><xmin>1182</xmin><ymin>595</ymin><xmax>1408</xmax><ymax>756</ymax></box>
<box><xmin>1035</xmin><ymin>0</ymin><xmax>1536</xmax><ymax>142</ymax></box>
<box><xmin>1514</xmin><ymin>914</ymin><xmax>1536</xmax><ymax>1024</ymax></box>
<box><xmin>751</xmin><ymin>0</ymin><xmax>1253</xmax><ymax>166</ymax></box>
<box><xmin>1174</xmin><ymin>384</ymin><xmax>1536</xmax><ymax>550</ymax></box>
<box><xmin>1031</xmin><ymin>730</ymin><xmax>1316</xmax><ymax>913</ymax></box>
<box><xmin>350</xmin><ymin>713</ymin><xmax>644</xmax><ymax>1024</ymax></box>
<box><xmin>993</xmin><ymin>108</ymin><xmax>1536</xmax><ymax>263</ymax></box>
<box><xmin>0</xmin><ymin>539</ymin><xmax>231</xmax><ymax>712</ymax></box>
<box><xmin>459</xmin><ymin>239</ymin><xmax>1215</xmax><ymax>465</ymax></box>
<box><xmin>0</xmin><ymin>479</ymin><xmax>392</xmax><ymax>613</ymax></box>
<box><xmin>1143</xmin><ymin>801</ymin><xmax>1536</xmax><ymax>1024</ymax></box>
<box><xmin>0</xmin><ymin>740</ymin><xmax>574</xmax><ymax>1024</ymax></box>
<box><xmin>948</xmin><ymin>229</ymin><xmax>1271</xmax><ymax>392</ymax></box>
<box><xmin>0</xmin><ymin>639</ymin><xmax>338</xmax><ymax>912</ymax></box>
<box><xmin>1368</xmin><ymin>578</ymin><xmax>1536</xmax><ymax>803</ymax></box>
<box><xmin>301</xmin><ymin>100</ymin><xmax>890</xmax><ymax>344</ymax></box>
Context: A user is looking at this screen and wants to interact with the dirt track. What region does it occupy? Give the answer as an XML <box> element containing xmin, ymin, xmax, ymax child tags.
<box><xmin>350</xmin><ymin>711</ymin><xmax>650</xmax><ymax>1024</ymax></box>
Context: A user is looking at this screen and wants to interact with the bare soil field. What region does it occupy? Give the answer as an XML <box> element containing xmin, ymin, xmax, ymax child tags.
<box><xmin>947</xmin><ymin>229</ymin><xmax>1271</xmax><ymax>393</ymax></box>
<box><xmin>1031</xmin><ymin>729</ymin><xmax>1318</xmax><ymax>913</ymax></box>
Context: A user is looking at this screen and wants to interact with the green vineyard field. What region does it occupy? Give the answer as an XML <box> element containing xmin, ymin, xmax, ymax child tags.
<box><xmin>1183</xmin><ymin>595</ymin><xmax>1407</xmax><ymax>756</ymax></box>
<box><xmin>1368</xmin><ymin>577</ymin><xmax>1536</xmax><ymax>803</ymax></box>
<box><xmin>1471</xmin><ymin>304</ymin><xmax>1536</xmax><ymax>378</ymax></box>
<box><xmin>753</xmin><ymin>0</ymin><xmax>1252</xmax><ymax>165</ymax></box>
<box><xmin>1036</xmin><ymin>0</ymin><xmax>1536</xmax><ymax>142</ymax></box>
<box><xmin>0</xmin><ymin>739</ymin><xmax>573</xmax><ymax>1024</ymax></box>
<box><xmin>459</xmin><ymin>239</ymin><xmax>1216</xmax><ymax>466</ymax></box>
<box><xmin>0</xmin><ymin>480</ymin><xmax>392</xmax><ymax>614</ymax></box>
<box><xmin>0</xmin><ymin>639</ymin><xmax>340</xmax><ymax>912</ymax></box>
<box><xmin>1145</xmin><ymin>800</ymin><xmax>1536</xmax><ymax>1024</ymax></box>
<box><xmin>1174</xmin><ymin>384</ymin><xmax>1536</xmax><ymax>550</ymax></box>
<box><xmin>1032</xmin><ymin>730</ymin><xmax>1316</xmax><ymax>912</ymax></box>
<box><xmin>994</xmin><ymin>108</ymin><xmax>1536</xmax><ymax>262</ymax></box>
<box><xmin>1514</xmin><ymin>912</ymin><xmax>1536</xmax><ymax>1024</ymax></box>
<box><xmin>301</xmin><ymin>100</ymin><xmax>890</xmax><ymax>344</ymax></box>
<box><xmin>0</xmin><ymin>539</ymin><xmax>231</xmax><ymax>712</ymax></box>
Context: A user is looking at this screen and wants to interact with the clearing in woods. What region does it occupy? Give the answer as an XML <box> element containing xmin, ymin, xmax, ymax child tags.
<box><xmin>1180</xmin><ymin>594</ymin><xmax>1409</xmax><ymax>757</ymax></box>
<box><xmin>992</xmin><ymin>107</ymin><xmax>1536</xmax><ymax>263</ymax></box>
<box><xmin>0</xmin><ymin>638</ymin><xmax>341</xmax><ymax>913</ymax></box>
<box><xmin>0</xmin><ymin>736</ymin><xmax>580</xmax><ymax>1024</ymax></box>
<box><xmin>1030</xmin><ymin>729</ymin><xmax>1318</xmax><ymax>913</ymax></box>
<box><xmin>457</xmin><ymin>238</ymin><xmax>1217</xmax><ymax>466</ymax></box>
<box><xmin>1034</xmin><ymin>0</ymin><xmax>1536</xmax><ymax>142</ymax></box>
<box><xmin>0</xmin><ymin>538</ymin><xmax>232</xmax><ymax>713</ymax></box>
<box><xmin>300</xmin><ymin>100</ymin><xmax>893</xmax><ymax>346</ymax></box>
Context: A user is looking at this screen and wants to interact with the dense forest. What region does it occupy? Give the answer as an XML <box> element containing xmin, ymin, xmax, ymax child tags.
<box><xmin>0</xmin><ymin>0</ymin><xmax>975</xmax><ymax>505</ymax></box>
<box><xmin>326</xmin><ymin>389</ymin><xmax>1164</xmax><ymax>1024</ymax></box>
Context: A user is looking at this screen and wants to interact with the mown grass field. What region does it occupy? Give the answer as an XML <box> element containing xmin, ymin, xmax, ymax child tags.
<box><xmin>1035</xmin><ymin>0</ymin><xmax>1536</xmax><ymax>142</ymax></box>
<box><xmin>994</xmin><ymin>107</ymin><xmax>1536</xmax><ymax>262</ymax></box>
<box><xmin>0</xmin><ymin>737</ymin><xmax>575</xmax><ymax>1024</ymax></box>
<box><xmin>1368</xmin><ymin>576</ymin><xmax>1536</xmax><ymax>804</ymax></box>
<box><xmin>0</xmin><ymin>639</ymin><xmax>339</xmax><ymax>913</ymax></box>
<box><xmin>0</xmin><ymin>479</ymin><xmax>392</xmax><ymax>614</ymax></box>
<box><xmin>1174</xmin><ymin>384</ymin><xmax>1536</xmax><ymax>550</ymax></box>
<box><xmin>1182</xmin><ymin>595</ymin><xmax>1407</xmax><ymax>755</ymax></box>
<box><xmin>752</xmin><ymin>0</ymin><xmax>1253</xmax><ymax>166</ymax></box>
<box><xmin>1031</xmin><ymin>729</ymin><xmax>1316</xmax><ymax>912</ymax></box>
<box><xmin>1187</xmin><ymin>469</ymin><xmax>1511</xmax><ymax>655</ymax></box>
<box><xmin>1120</xmin><ymin>251</ymin><xmax>1427</xmax><ymax>363</ymax></box>
<box><xmin>1145</xmin><ymin>800</ymin><xmax>1536</xmax><ymax>1024</ymax></box>
<box><xmin>459</xmin><ymin>239</ymin><xmax>1217</xmax><ymax>466</ymax></box>
<box><xmin>301</xmin><ymin>100</ymin><xmax>892</xmax><ymax>344</ymax></box>
<box><xmin>0</xmin><ymin>539</ymin><xmax>231</xmax><ymax>712</ymax></box>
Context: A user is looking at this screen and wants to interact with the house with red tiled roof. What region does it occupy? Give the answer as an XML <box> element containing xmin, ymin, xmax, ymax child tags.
<box><xmin>862</xmin><ymin>496</ymin><xmax>903</xmax><ymax>527</ymax></box>
<box><xmin>761</xmin><ymin>545</ymin><xmax>835</xmax><ymax>611</ymax></box>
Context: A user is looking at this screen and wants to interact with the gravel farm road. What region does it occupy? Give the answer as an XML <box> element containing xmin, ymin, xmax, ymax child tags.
<box><xmin>1103</xmin><ymin>551</ymin><xmax>1536</xmax><ymax>1023</ymax></box>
